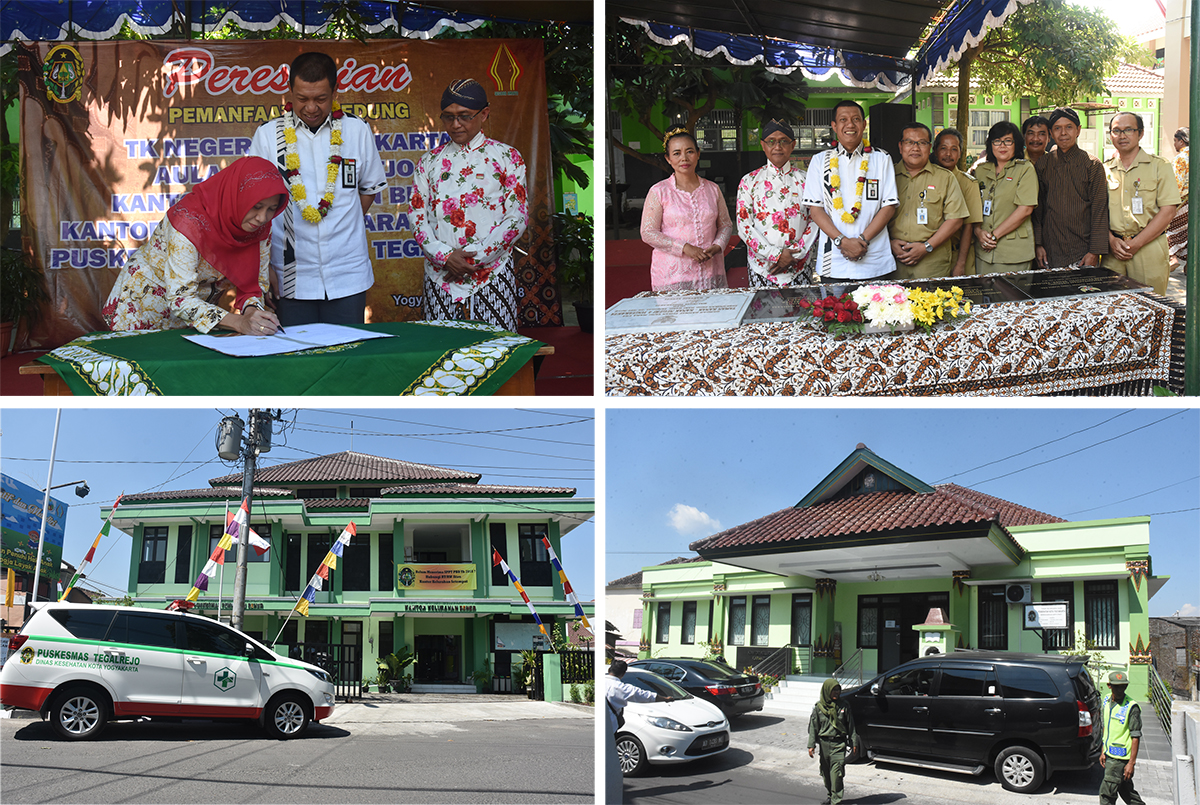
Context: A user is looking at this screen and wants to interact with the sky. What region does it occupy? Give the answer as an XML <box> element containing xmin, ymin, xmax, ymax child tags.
<box><xmin>0</xmin><ymin>407</ymin><xmax>595</xmax><ymax>603</ymax></box>
<box><xmin>1074</xmin><ymin>0</ymin><xmax>1165</xmax><ymax>36</ymax></box>
<box><xmin>605</xmin><ymin>407</ymin><xmax>1199</xmax><ymax>618</ymax></box>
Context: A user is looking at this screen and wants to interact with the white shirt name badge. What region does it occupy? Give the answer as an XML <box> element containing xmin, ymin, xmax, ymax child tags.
<box><xmin>342</xmin><ymin>158</ymin><xmax>357</xmax><ymax>188</ymax></box>
<box><xmin>866</xmin><ymin>179</ymin><xmax>879</xmax><ymax>201</ymax></box>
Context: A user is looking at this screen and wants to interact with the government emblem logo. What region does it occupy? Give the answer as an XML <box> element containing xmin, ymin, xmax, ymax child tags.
<box><xmin>398</xmin><ymin>566</ymin><xmax>416</xmax><ymax>587</ymax></box>
<box><xmin>43</xmin><ymin>44</ymin><xmax>85</xmax><ymax>104</ymax></box>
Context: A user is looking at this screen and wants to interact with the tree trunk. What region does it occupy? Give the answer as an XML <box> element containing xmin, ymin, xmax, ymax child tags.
<box><xmin>955</xmin><ymin>45</ymin><xmax>981</xmax><ymax>169</ymax></box>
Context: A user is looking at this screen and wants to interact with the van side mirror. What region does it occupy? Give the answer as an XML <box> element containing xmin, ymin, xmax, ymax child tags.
<box><xmin>245</xmin><ymin>642</ymin><xmax>256</xmax><ymax>657</ymax></box>
<box><xmin>871</xmin><ymin>683</ymin><xmax>881</xmax><ymax>696</ymax></box>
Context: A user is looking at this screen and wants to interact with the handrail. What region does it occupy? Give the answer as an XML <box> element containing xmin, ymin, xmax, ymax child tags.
<box><xmin>750</xmin><ymin>644</ymin><xmax>813</xmax><ymax>678</ymax></box>
<box><xmin>833</xmin><ymin>648</ymin><xmax>864</xmax><ymax>690</ymax></box>
<box><xmin>1146</xmin><ymin>663</ymin><xmax>1173</xmax><ymax>737</ymax></box>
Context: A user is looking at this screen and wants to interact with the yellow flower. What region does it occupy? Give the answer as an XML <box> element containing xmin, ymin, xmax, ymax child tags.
<box><xmin>330</xmin><ymin>131</ymin><xmax>343</xmax><ymax>146</ymax></box>
<box><xmin>830</xmin><ymin>175</ymin><xmax>841</xmax><ymax>188</ymax></box>
<box><xmin>833</xmin><ymin>197</ymin><xmax>844</xmax><ymax>210</ymax></box>
<box><xmin>291</xmin><ymin>183</ymin><xmax>306</xmax><ymax>201</ymax></box>
<box><xmin>327</xmin><ymin>163</ymin><xmax>339</xmax><ymax>182</ymax></box>
<box><xmin>841</xmin><ymin>212</ymin><xmax>855</xmax><ymax>223</ymax></box>
<box><xmin>301</xmin><ymin>206</ymin><xmax>322</xmax><ymax>223</ymax></box>
<box><xmin>285</xmin><ymin>153</ymin><xmax>300</xmax><ymax>171</ymax></box>
<box><xmin>284</xmin><ymin>128</ymin><xmax>297</xmax><ymax>144</ymax></box>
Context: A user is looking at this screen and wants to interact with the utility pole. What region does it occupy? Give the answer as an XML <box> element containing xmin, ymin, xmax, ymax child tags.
<box><xmin>220</xmin><ymin>409</ymin><xmax>274</xmax><ymax>632</ymax></box>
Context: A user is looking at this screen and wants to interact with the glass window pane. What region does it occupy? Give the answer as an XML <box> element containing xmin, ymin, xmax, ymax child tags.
<box><xmin>791</xmin><ymin>594</ymin><xmax>812</xmax><ymax>646</ymax></box>
<box><xmin>656</xmin><ymin>602</ymin><xmax>671</xmax><ymax>644</ymax></box>
<box><xmin>938</xmin><ymin>667</ymin><xmax>988</xmax><ymax>696</ymax></box>
<box><xmin>752</xmin><ymin>596</ymin><xmax>771</xmax><ymax>647</ymax></box>
<box><xmin>682</xmin><ymin>602</ymin><xmax>697</xmax><ymax>645</ymax></box>
<box><xmin>728</xmin><ymin>597</ymin><xmax>746</xmax><ymax>646</ymax></box>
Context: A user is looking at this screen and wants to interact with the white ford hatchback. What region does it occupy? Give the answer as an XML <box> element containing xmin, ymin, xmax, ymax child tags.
<box><xmin>0</xmin><ymin>602</ymin><xmax>335</xmax><ymax>740</ymax></box>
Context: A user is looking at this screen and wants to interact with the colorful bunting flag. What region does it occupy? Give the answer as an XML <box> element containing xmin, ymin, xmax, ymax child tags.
<box><xmin>225</xmin><ymin>503</ymin><xmax>271</xmax><ymax>556</ymax></box>
<box><xmin>61</xmin><ymin>494</ymin><xmax>123</xmax><ymax>601</ymax></box>
<box><xmin>288</xmin><ymin>522</ymin><xmax>356</xmax><ymax>617</ymax></box>
<box><xmin>492</xmin><ymin>548</ymin><xmax>550</xmax><ymax>643</ymax></box>
<box><xmin>541</xmin><ymin>535</ymin><xmax>591</xmax><ymax>630</ymax></box>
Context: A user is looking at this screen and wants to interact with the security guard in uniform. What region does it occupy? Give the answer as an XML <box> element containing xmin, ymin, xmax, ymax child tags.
<box><xmin>1099</xmin><ymin>669</ymin><xmax>1146</xmax><ymax>805</ymax></box>
<box><xmin>890</xmin><ymin>122</ymin><xmax>969</xmax><ymax>280</ymax></box>
<box><xmin>1103</xmin><ymin>112</ymin><xmax>1180</xmax><ymax>294</ymax></box>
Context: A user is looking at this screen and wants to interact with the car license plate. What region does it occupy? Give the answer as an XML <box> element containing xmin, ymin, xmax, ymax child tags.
<box><xmin>700</xmin><ymin>735</ymin><xmax>726</xmax><ymax>750</ymax></box>
<box><xmin>738</xmin><ymin>685</ymin><xmax>755</xmax><ymax>694</ymax></box>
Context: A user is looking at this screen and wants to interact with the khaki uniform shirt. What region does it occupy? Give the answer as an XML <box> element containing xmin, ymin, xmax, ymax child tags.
<box><xmin>891</xmin><ymin>161</ymin><xmax>969</xmax><ymax>279</ymax></box>
<box><xmin>974</xmin><ymin>160</ymin><xmax>1039</xmax><ymax>266</ymax></box>
<box><xmin>949</xmin><ymin>167</ymin><xmax>985</xmax><ymax>272</ymax></box>
<box><xmin>1102</xmin><ymin>148</ymin><xmax>1181</xmax><ymax>293</ymax></box>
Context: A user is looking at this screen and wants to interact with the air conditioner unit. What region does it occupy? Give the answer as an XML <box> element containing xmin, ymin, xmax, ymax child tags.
<box><xmin>1005</xmin><ymin>583</ymin><xmax>1032</xmax><ymax>604</ymax></box>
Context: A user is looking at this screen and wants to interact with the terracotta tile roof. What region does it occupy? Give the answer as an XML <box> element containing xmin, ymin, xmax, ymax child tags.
<box><xmin>607</xmin><ymin>556</ymin><xmax>703</xmax><ymax>588</ymax></box>
<box><xmin>690</xmin><ymin>485</ymin><xmax>1059</xmax><ymax>553</ymax></box>
<box><xmin>209</xmin><ymin>451</ymin><xmax>480</xmax><ymax>486</ymax></box>
<box><xmin>381</xmin><ymin>482</ymin><xmax>575</xmax><ymax>496</ymax></box>
<box><xmin>301</xmin><ymin>498</ymin><xmax>371</xmax><ymax>510</ymax></box>
<box><xmin>120</xmin><ymin>487</ymin><xmax>293</xmax><ymax>503</ymax></box>
<box><xmin>1104</xmin><ymin>62</ymin><xmax>1164</xmax><ymax>96</ymax></box>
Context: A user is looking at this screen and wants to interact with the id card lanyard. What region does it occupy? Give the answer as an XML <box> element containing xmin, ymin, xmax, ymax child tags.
<box><xmin>916</xmin><ymin>190</ymin><xmax>928</xmax><ymax>226</ymax></box>
<box><xmin>1131</xmin><ymin>177</ymin><xmax>1144</xmax><ymax>216</ymax></box>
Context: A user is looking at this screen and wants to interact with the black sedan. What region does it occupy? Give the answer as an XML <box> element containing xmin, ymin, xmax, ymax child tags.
<box><xmin>629</xmin><ymin>658</ymin><xmax>765</xmax><ymax>718</ymax></box>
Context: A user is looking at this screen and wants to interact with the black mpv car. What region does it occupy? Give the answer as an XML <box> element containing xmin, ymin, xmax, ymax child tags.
<box><xmin>842</xmin><ymin>651</ymin><xmax>1103</xmax><ymax>793</ymax></box>
<box><xmin>629</xmin><ymin>658</ymin><xmax>765</xmax><ymax>718</ymax></box>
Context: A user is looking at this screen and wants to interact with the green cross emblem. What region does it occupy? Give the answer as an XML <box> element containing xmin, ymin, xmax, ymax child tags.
<box><xmin>214</xmin><ymin>667</ymin><xmax>237</xmax><ymax>691</ymax></box>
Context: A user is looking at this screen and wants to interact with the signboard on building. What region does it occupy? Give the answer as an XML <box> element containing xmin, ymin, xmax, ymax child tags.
<box><xmin>1024</xmin><ymin>602</ymin><xmax>1069</xmax><ymax>630</ymax></box>
<box><xmin>396</xmin><ymin>563</ymin><xmax>477</xmax><ymax>590</ymax></box>
<box><xmin>1</xmin><ymin>474</ymin><xmax>68</xmax><ymax>579</ymax></box>
<box><xmin>494</xmin><ymin>622</ymin><xmax>548</xmax><ymax>651</ymax></box>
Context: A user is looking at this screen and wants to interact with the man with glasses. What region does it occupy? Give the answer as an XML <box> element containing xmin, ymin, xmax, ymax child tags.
<box><xmin>889</xmin><ymin>122</ymin><xmax>969</xmax><ymax>279</ymax></box>
<box><xmin>1102</xmin><ymin>112</ymin><xmax>1180</xmax><ymax>294</ymax></box>
<box><xmin>1033</xmin><ymin>108</ymin><xmax>1109</xmax><ymax>269</ymax></box>
<box><xmin>414</xmin><ymin>79</ymin><xmax>528</xmax><ymax>329</ymax></box>
<box><xmin>803</xmin><ymin>100</ymin><xmax>899</xmax><ymax>283</ymax></box>
<box><xmin>735</xmin><ymin>120</ymin><xmax>821</xmax><ymax>286</ymax></box>
<box><xmin>249</xmin><ymin>52</ymin><xmax>389</xmax><ymax>325</ymax></box>
<box><xmin>933</xmin><ymin>127</ymin><xmax>984</xmax><ymax>276</ymax></box>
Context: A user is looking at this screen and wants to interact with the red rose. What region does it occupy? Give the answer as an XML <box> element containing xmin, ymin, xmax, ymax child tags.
<box><xmin>798</xmin><ymin>299</ymin><xmax>811</xmax><ymax>309</ymax></box>
<box><xmin>824</xmin><ymin>310</ymin><xmax>835</xmax><ymax>321</ymax></box>
<box><xmin>330</xmin><ymin>155</ymin><xmax>343</xmax><ymax>164</ymax></box>
<box><xmin>837</xmin><ymin>310</ymin><xmax>849</xmax><ymax>322</ymax></box>
<box><xmin>450</xmin><ymin>208</ymin><xmax>466</xmax><ymax>227</ymax></box>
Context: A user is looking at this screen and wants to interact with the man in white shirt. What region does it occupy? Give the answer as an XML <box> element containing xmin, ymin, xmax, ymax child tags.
<box><xmin>605</xmin><ymin>660</ymin><xmax>672</xmax><ymax>733</ymax></box>
<box><xmin>414</xmin><ymin>79</ymin><xmax>529</xmax><ymax>330</ymax></box>
<box><xmin>249</xmin><ymin>52</ymin><xmax>388</xmax><ymax>326</ymax></box>
<box><xmin>803</xmin><ymin>100</ymin><xmax>899</xmax><ymax>283</ymax></box>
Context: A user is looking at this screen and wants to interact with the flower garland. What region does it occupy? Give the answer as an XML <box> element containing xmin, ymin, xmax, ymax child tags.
<box><xmin>283</xmin><ymin>101</ymin><xmax>344</xmax><ymax>223</ymax></box>
<box><xmin>829</xmin><ymin>139</ymin><xmax>872</xmax><ymax>224</ymax></box>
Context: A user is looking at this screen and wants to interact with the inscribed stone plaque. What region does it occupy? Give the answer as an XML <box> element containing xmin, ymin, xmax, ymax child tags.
<box><xmin>997</xmin><ymin>266</ymin><xmax>1149</xmax><ymax>300</ymax></box>
<box><xmin>741</xmin><ymin>288</ymin><xmax>826</xmax><ymax>323</ymax></box>
<box><xmin>605</xmin><ymin>293</ymin><xmax>754</xmax><ymax>334</ymax></box>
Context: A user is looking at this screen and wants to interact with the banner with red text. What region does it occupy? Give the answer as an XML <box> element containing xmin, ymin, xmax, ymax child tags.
<box><xmin>16</xmin><ymin>38</ymin><xmax>560</xmax><ymax>349</ymax></box>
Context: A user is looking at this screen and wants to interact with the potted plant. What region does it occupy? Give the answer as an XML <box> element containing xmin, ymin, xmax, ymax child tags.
<box><xmin>376</xmin><ymin>645</ymin><xmax>415</xmax><ymax>694</ymax></box>
<box><xmin>518</xmin><ymin>649</ymin><xmax>540</xmax><ymax>698</ymax></box>
<box><xmin>553</xmin><ymin>212</ymin><xmax>594</xmax><ymax>333</ymax></box>
<box><xmin>1</xmin><ymin>247</ymin><xmax>48</xmax><ymax>356</ymax></box>
<box><xmin>471</xmin><ymin>658</ymin><xmax>494</xmax><ymax>693</ymax></box>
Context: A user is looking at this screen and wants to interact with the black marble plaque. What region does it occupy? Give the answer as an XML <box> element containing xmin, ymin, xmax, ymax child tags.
<box><xmin>901</xmin><ymin>275</ymin><xmax>1025</xmax><ymax>307</ymax></box>
<box><xmin>742</xmin><ymin>287</ymin><xmax>827</xmax><ymax>322</ymax></box>
<box><xmin>995</xmin><ymin>266</ymin><xmax>1150</xmax><ymax>300</ymax></box>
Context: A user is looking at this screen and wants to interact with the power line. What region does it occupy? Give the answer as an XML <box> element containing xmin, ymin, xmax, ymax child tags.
<box><xmin>1065</xmin><ymin>475</ymin><xmax>1200</xmax><ymax>516</ymax></box>
<box><xmin>934</xmin><ymin>410</ymin><xmax>1133</xmax><ymax>483</ymax></box>
<box><xmin>301</xmin><ymin>409</ymin><xmax>594</xmax><ymax>446</ymax></box>
<box><xmin>967</xmin><ymin>411</ymin><xmax>1189</xmax><ymax>486</ymax></box>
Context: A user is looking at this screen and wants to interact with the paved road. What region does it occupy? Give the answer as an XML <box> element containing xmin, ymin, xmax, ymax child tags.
<box><xmin>617</xmin><ymin>708</ymin><xmax>1173</xmax><ymax>804</ymax></box>
<box><xmin>1</xmin><ymin>701</ymin><xmax>594</xmax><ymax>804</ymax></box>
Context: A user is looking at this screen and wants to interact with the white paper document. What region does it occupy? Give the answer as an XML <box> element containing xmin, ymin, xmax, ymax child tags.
<box><xmin>605</xmin><ymin>293</ymin><xmax>754</xmax><ymax>335</ymax></box>
<box><xmin>183</xmin><ymin>323</ymin><xmax>393</xmax><ymax>357</ymax></box>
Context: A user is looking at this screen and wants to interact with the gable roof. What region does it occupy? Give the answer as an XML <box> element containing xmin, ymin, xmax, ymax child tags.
<box><xmin>208</xmin><ymin>451</ymin><xmax>480</xmax><ymax>487</ymax></box>
<box><xmin>381</xmin><ymin>482</ymin><xmax>576</xmax><ymax>497</ymax></box>
<box><xmin>120</xmin><ymin>486</ymin><xmax>294</xmax><ymax>503</ymax></box>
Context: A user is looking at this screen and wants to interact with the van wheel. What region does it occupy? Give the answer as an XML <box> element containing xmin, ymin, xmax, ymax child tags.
<box><xmin>49</xmin><ymin>685</ymin><xmax>108</xmax><ymax>740</ymax></box>
<box><xmin>995</xmin><ymin>745</ymin><xmax>1045</xmax><ymax>793</ymax></box>
<box><xmin>264</xmin><ymin>693</ymin><xmax>310</xmax><ymax>739</ymax></box>
<box><xmin>615</xmin><ymin>733</ymin><xmax>647</xmax><ymax>776</ymax></box>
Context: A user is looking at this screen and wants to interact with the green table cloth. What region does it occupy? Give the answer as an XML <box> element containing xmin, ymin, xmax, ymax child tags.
<box><xmin>38</xmin><ymin>321</ymin><xmax>544</xmax><ymax>396</ymax></box>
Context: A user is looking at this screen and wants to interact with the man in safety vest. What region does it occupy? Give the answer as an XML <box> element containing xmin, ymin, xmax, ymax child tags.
<box><xmin>1098</xmin><ymin>669</ymin><xmax>1146</xmax><ymax>805</ymax></box>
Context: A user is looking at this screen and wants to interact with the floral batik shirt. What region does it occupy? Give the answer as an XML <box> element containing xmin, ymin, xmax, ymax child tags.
<box><xmin>412</xmin><ymin>131</ymin><xmax>529</xmax><ymax>302</ymax></box>
<box><xmin>736</xmin><ymin>160</ymin><xmax>819</xmax><ymax>285</ymax></box>
<box><xmin>101</xmin><ymin>218</ymin><xmax>269</xmax><ymax>333</ymax></box>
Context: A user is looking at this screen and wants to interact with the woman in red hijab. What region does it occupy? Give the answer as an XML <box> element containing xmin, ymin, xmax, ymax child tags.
<box><xmin>103</xmin><ymin>156</ymin><xmax>288</xmax><ymax>335</ymax></box>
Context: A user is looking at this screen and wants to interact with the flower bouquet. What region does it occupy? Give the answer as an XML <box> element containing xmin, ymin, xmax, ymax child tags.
<box><xmin>797</xmin><ymin>292</ymin><xmax>864</xmax><ymax>337</ymax></box>
<box><xmin>907</xmin><ymin>286</ymin><xmax>972</xmax><ymax>333</ymax></box>
<box><xmin>850</xmin><ymin>284</ymin><xmax>915</xmax><ymax>334</ymax></box>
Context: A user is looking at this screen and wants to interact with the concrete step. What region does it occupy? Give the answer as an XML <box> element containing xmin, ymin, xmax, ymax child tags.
<box><xmin>409</xmin><ymin>683</ymin><xmax>477</xmax><ymax>694</ymax></box>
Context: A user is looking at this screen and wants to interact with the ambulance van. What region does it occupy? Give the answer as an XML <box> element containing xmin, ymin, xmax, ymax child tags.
<box><xmin>0</xmin><ymin>602</ymin><xmax>335</xmax><ymax>740</ymax></box>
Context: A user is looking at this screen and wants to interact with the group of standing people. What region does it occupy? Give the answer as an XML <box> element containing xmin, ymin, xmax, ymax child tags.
<box><xmin>104</xmin><ymin>51</ymin><xmax>528</xmax><ymax>335</ymax></box>
<box><xmin>640</xmin><ymin>99</ymin><xmax>1190</xmax><ymax>296</ymax></box>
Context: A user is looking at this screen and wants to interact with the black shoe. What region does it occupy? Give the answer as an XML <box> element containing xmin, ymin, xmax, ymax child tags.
<box><xmin>820</xmin><ymin>798</ymin><xmax>831</xmax><ymax>805</ymax></box>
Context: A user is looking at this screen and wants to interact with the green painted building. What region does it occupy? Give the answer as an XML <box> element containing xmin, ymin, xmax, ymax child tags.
<box><xmin>636</xmin><ymin>445</ymin><xmax>1165</xmax><ymax>701</ymax></box>
<box><xmin>106</xmin><ymin>451</ymin><xmax>593</xmax><ymax>691</ymax></box>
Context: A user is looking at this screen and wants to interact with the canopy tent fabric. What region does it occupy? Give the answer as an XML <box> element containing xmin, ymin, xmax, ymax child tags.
<box><xmin>0</xmin><ymin>0</ymin><xmax>588</xmax><ymax>54</ymax></box>
<box><xmin>611</xmin><ymin>0</ymin><xmax>1038</xmax><ymax>92</ymax></box>
<box><xmin>912</xmin><ymin>0</ymin><xmax>1037</xmax><ymax>89</ymax></box>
